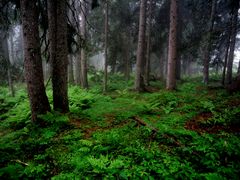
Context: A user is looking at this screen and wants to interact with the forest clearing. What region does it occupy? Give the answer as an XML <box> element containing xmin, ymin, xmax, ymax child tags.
<box><xmin>1</xmin><ymin>0</ymin><xmax>240</xmax><ymax>179</ymax></box>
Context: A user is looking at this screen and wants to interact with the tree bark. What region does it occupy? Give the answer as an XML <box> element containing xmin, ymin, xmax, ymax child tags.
<box><xmin>144</xmin><ymin>0</ymin><xmax>153</xmax><ymax>86</ymax></box>
<box><xmin>1</xmin><ymin>31</ymin><xmax>15</xmax><ymax>97</ymax></box>
<box><xmin>237</xmin><ymin>61</ymin><xmax>240</xmax><ymax>75</ymax></box>
<box><xmin>123</xmin><ymin>32</ymin><xmax>130</xmax><ymax>81</ymax></box>
<box><xmin>80</xmin><ymin>0</ymin><xmax>89</xmax><ymax>89</ymax></box>
<box><xmin>166</xmin><ymin>0</ymin><xmax>177</xmax><ymax>90</ymax></box>
<box><xmin>222</xmin><ymin>29</ymin><xmax>231</xmax><ymax>85</ymax></box>
<box><xmin>48</xmin><ymin>0</ymin><xmax>69</xmax><ymax>113</ymax></box>
<box><xmin>176</xmin><ymin>56</ymin><xmax>181</xmax><ymax>80</ymax></box>
<box><xmin>226</xmin><ymin>1</ymin><xmax>239</xmax><ymax>84</ymax></box>
<box><xmin>103</xmin><ymin>0</ymin><xmax>109</xmax><ymax>93</ymax></box>
<box><xmin>75</xmin><ymin>52</ymin><xmax>82</xmax><ymax>85</ymax></box>
<box><xmin>202</xmin><ymin>0</ymin><xmax>216</xmax><ymax>84</ymax></box>
<box><xmin>20</xmin><ymin>0</ymin><xmax>50</xmax><ymax>122</ymax></box>
<box><xmin>135</xmin><ymin>0</ymin><xmax>147</xmax><ymax>92</ymax></box>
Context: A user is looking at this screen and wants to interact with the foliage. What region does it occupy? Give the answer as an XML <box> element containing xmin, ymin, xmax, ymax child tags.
<box><xmin>1</xmin><ymin>79</ymin><xmax>240</xmax><ymax>179</ymax></box>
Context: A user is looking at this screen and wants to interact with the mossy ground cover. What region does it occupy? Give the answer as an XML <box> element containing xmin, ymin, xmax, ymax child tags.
<box><xmin>0</xmin><ymin>76</ymin><xmax>240</xmax><ymax>179</ymax></box>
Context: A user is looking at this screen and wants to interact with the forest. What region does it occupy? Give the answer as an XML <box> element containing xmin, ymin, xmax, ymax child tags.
<box><xmin>0</xmin><ymin>0</ymin><xmax>240</xmax><ymax>179</ymax></box>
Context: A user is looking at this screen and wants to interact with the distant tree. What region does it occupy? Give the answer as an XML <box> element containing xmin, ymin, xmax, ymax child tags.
<box><xmin>48</xmin><ymin>0</ymin><xmax>69</xmax><ymax>112</ymax></box>
<box><xmin>103</xmin><ymin>0</ymin><xmax>109</xmax><ymax>93</ymax></box>
<box><xmin>222</xmin><ymin>23</ymin><xmax>231</xmax><ymax>85</ymax></box>
<box><xmin>20</xmin><ymin>0</ymin><xmax>51</xmax><ymax>122</ymax></box>
<box><xmin>166</xmin><ymin>0</ymin><xmax>177</xmax><ymax>90</ymax></box>
<box><xmin>202</xmin><ymin>0</ymin><xmax>216</xmax><ymax>84</ymax></box>
<box><xmin>144</xmin><ymin>0</ymin><xmax>154</xmax><ymax>86</ymax></box>
<box><xmin>0</xmin><ymin>30</ymin><xmax>15</xmax><ymax>97</ymax></box>
<box><xmin>135</xmin><ymin>0</ymin><xmax>147</xmax><ymax>92</ymax></box>
<box><xmin>226</xmin><ymin>0</ymin><xmax>240</xmax><ymax>84</ymax></box>
<box><xmin>80</xmin><ymin>0</ymin><xmax>89</xmax><ymax>89</ymax></box>
<box><xmin>68</xmin><ymin>54</ymin><xmax>74</xmax><ymax>83</ymax></box>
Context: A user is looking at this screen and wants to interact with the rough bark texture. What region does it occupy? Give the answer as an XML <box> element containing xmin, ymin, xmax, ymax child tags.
<box><xmin>103</xmin><ymin>1</ymin><xmax>109</xmax><ymax>93</ymax></box>
<box><xmin>144</xmin><ymin>0</ymin><xmax>153</xmax><ymax>86</ymax></box>
<box><xmin>80</xmin><ymin>1</ymin><xmax>89</xmax><ymax>89</ymax></box>
<box><xmin>48</xmin><ymin>0</ymin><xmax>69</xmax><ymax>112</ymax></box>
<box><xmin>20</xmin><ymin>0</ymin><xmax>50</xmax><ymax>122</ymax></box>
<box><xmin>135</xmin><ymin>0</ymin><xmax>146</xmax><ymax>92</ymax></box>
<box><xmin>203</xmin><ymin>0</ymin><xmax>216</xmax><ymax>84</ymax></box>
<box><xmin>226</xmin><ymin>1</ymin><xmax>239</xmax><ymax>85</ymax></box>
<box><xmin>166</xmin><ymin>0</ymin><xmax>177</xmax><ymax>90</ymax></box>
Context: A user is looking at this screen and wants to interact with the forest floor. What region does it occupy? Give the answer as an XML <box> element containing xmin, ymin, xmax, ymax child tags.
<box><xmin>0</xmin><ymin>76</ymin><xmax>240</xmax><ymax>179</ymax></box>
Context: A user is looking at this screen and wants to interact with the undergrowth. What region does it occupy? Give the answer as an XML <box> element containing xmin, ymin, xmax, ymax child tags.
<box><xmin>0</xmin><ymin>77</ymin><xmax>240</xmax><ymax>179</ymax></box>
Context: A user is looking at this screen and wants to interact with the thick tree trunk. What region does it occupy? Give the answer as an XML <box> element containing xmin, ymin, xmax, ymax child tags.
<box><xmin>144</xmin><ymin>0</ymin><xmax>153</xmax><ymax>86</ymax></box>
<box><xmin>80</xmin><ymin>1</ymin><xmax>88</xmax><ymax>89</ymax></box>
<box><xmin>48</xmin><ymin>0</ymin><xmax>69</xmax><ymax>112</ymax></box>
<box><xmin>203</xmin><ymin>0</ymin><xmax>216</xmax><ymax>84</ymax></box>
<box><xmin>68</xmin><ymin>54</ymin><xmax>74</xmax><ymax>84</ymax></box>
<box><xmin>20</xmin><ymin>0</ymin><xmax>50</xmax><ymax>122</ymax></box>
<box><xmin>226</xmin><ymin>1</ymin><xmax>239</xmax><ymax>84</ymax></box>
<box><xmin>135</xmin><ymin>0</ymin><xmax>147</xmax><ymax>92</ymax></box>
<box><xmin>166</xmin><ymin>0</ymin><xmax>177</xmax><ymax>90</ymax></box>
<box><xmin>103</xmin><ymin>0</ymin><xmax>109</xmax><ymax>93</ymax></box>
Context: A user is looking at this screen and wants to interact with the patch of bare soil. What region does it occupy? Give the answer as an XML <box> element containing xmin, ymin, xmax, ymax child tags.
<box><xmin>70</xmin><ymin>117</ymin><xmax>129</xmax><ymax>139</ymax></box>
<box><xmin>144</xmin><ymin>86</ymin><xmax>161</xmax><ymax>93</ymax></box>
<box><xmin>185</xmin><ymin>112</ymin><xmax>240</xmax><ymax>134</ymax></box>
<box><xmin>227</xmin><ymin>99</ymin><xmax>240</xmax><ymax>107</ymax></box>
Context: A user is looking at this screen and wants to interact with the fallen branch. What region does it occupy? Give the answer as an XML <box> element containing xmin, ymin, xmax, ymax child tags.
<box><xmin>132</xmin><ymin>116</ymin><xmax>158</xmax><ymax>134</ymax></box>
<box><xmin>11</xmin><ymin>160</ymin><xmax>29</xmax><ymax>166</ymax></box>
<box><xmin>132</xmin><ymin>116</ymin><xmax>182</xmax><ymax>147</ymax></box>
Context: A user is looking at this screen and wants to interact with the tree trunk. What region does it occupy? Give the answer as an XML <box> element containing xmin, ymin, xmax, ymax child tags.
<box><xmin>103</xmin><ymin>0</ymin><xmax>109</xmax><ymax>93</ymax></box>
<box><xmin>226</xmin><ymin>1</ymin><xmax>239</xmax><ymax>84</ymax></box>
<box><xmin>8</xmin><ymin>33</ymin><xmax>14</xmax><ymax>64</ymax></box>
<box><xmin>159</xmin><ymin>44</ymin><xmax>166</xmax><ymax>80</ymax></box>
<box><xmin>176</xmin><ymin>56</ymin><xmax>181</xmax><ymax>80</ymax></box>
<box><xmin>237</xmin><ymin>61</ymin><xmax>240</xmax><ymax>74</ymax></box>
<box><xmin>123</xmin><ymin>32</ymin><xmax>130</xmax><ymax>81</ymax></box>
<box><xmin>74</xmin><ymin>1</ymin><xmax>82</xmax><ymax>86</ymax></box>
<box><xmin>20</xmin><ymin>0</ymin><xmax>51</xmax><ymax>122</ymax></box>
<box><xmin>75</xmin><ymin>52</ymin><xmax>82</xmax><ymax>85</ymax></box>
<box><xmin>80</xmin><ymin>1</ymin><xmax>89</xmax><ymax>89</ymax></box>
<box><xmin>48</xmin><ymin>0</ymin><xmax>69</xmax><ymax>113</ymax></box>
<box><xmin>159</xmin><ymin>54</ymin><xmax>164</xmax><ymax>80</ymax></box>
<box><xmin>144</xmin><ymin>0</ymin><xmax>153</xmax><ymax>86</ymax></box>
<box><xmin>222</xmin><ymin>30</ymin><xmax>231</xmax><ymax>85</ymax></box>
<box><xmin>166</xmin><ymin>0</ymin><xmax>177</xmax><ymax>90</ymax></box>
<box><xmin>68</xmin><ymin>54</ymin><xmax>74</xmax><ymax>84</ymax></box>
<box><xmin>135</xmin><ymin>0</ymin><xmax>147</xmax><ymax>92</ymax></box>
<box><xmin>111</xmin><ymin>54</ymin><xmax>117</xmax><ymax>74</ymax></box>
<box><xmin>1</xmin><ymin>31</ymin><xmax>15</xmax><ymax>97</ymax></box>
<box><xmin>203</xmin><ymin>0</ymin><xmax>216</xmax><ymax>84</ymax></box>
